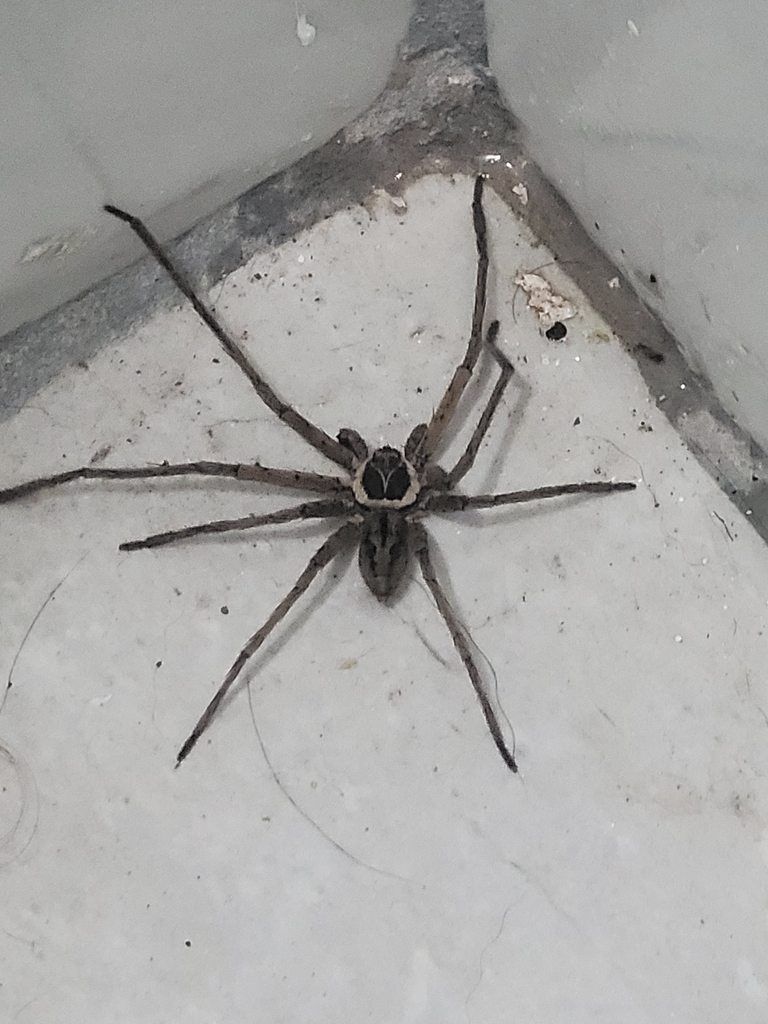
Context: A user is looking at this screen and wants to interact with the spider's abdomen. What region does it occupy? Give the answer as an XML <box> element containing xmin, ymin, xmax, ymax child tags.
<box><xmin>359</xmin><ymin>510</ymin><xmax>411</xmax><ymax>601</ymax></box>
<box><xmin>352</xmin><ymin>446</ymin><xmax>419</xmax><ymax>509</ymax></box>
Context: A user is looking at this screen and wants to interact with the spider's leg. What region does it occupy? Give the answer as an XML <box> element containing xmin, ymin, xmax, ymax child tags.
<box><xmin>416</xmin><ymin>176</ymin><xmax>490</xmax><ymax>465</ymax></box>
<box><xmin>120</xmin><ymin>497</ymin><xmax>354</xmax><ymax>551</ymax></box>
<box><xmin>412</xmin><ymin>522</ymin><xmax>518</xmax><ymax>773</ymax></box>
<box><xmin>445</xmin><ymin>320</ymin><xmax>514</xmax><ymax>488</ymax></box>
<box><xmin>425</xmin><ymin>480</ymin><xmax>636</xmax><ymax>515</ymax></box>
<box><xmin>0</xmin><ymin>461</ymin><xmax>349</xmax><ymax>505</ymax></box>
<box><xmin>105</xmin><ymin>205</ymin><xmax>355</xmax><ymax>472</ymax></box>
<box><xmin>176</xmin><ymin>519</ymin><xmax>359</xmax><ymax>765</ymax></box>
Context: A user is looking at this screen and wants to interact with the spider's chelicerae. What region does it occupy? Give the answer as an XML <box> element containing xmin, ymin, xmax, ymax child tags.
<box><xmin>1</xmin><ymin>177</ymin><xmax>635</xmax><ymax>773</ymax></box>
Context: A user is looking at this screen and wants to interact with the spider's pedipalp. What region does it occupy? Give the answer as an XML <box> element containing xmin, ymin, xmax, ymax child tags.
<box><xmin>404</xmin><ymin>423</ymin><xmax>428</xmax><ymax>466</ymax></box>
<box><xmin>337</xmin><ymin>428</ymin><xmax>369</xmax><ymax>464</ymax></box>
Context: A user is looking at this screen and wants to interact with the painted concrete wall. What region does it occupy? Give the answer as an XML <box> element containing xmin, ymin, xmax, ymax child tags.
<box><xmin>487</xmin><ymin>0</ymin><xmax>768</xmax><ymax>453</ymax></box>
<box><xmin>6</xmin><ymin>0</ymin><xmax>767</xmax><ymax>461</ymax></box>
<box><xmin>0</xmin><ymin>0</ymin><xmax>411</xmax><ymax>338</ymax></box>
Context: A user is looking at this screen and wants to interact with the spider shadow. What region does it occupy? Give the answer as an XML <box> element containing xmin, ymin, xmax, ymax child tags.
<box><xmin>478</xmin><ymin>363</ymin><xmax>532</xmax><ymax>495</ymax></box>
<box><xmin>432</xmin><ymin>343</ymin><xmax>533</xmax><ymax>497</ymax></box>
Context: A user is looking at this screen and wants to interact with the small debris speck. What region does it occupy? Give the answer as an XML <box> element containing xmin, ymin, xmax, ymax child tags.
<box><xmin>545</xmin><ymin>321</ymin><xmax>567</xmax><ymax>341</ymax></box>
<box><xmin>296</xmin><ymin>12</ymin><xmax>316</xmax><ymax>46</ymax></box>
<box><xmin>220</xmin><ymin>606</ymin><xmax>229</xmax><ymax>615</ymax></box>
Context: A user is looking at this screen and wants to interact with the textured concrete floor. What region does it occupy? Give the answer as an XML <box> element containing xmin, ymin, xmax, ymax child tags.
<box><xmin>1</xmin><ymin>174</ymin><xmax>767</xmax><ymax>1022</ymax></box>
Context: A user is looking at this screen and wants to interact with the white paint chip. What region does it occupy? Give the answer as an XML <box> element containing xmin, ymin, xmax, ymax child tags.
<box><xmin>374</xmin><ymin>189</ymin><xmax>408</xmax><ymax>215</ymax></box>
<box><xmin>21</xmin><ymin>229</ymin><xmax>94</xmax><ymax>263</ymax></box>
<box><xmin>515</xmin><ymin>272</ymin><xmax>577</xmax><ymax>328</ymax></box>
<box><xmin>295</xmin><ymin>9</ymin><xmax>316</xmax><ymax>46</ymax></box>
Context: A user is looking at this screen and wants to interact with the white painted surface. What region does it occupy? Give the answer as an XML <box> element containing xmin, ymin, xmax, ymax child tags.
<box><xmin>488</xmin><ymin>1</ymin><xmax>768</xmax><ymax>452</ymax></box>
<box><xmin>0</xmin><ymin>0</ymin><xmax>411</xmax><ymax>337</ymax></box>
<box><xmin>1</xmin><ymin>175</ymin><xmax>767</xmax><ymax>1021</ymax></box>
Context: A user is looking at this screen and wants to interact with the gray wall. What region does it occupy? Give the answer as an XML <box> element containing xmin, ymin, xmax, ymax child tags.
<box><xmin>6</xmin><ymin>0</ymin><xmax>768</xmax><ymax>459</ymax></box>
<box><xmin>0</xmin><ymin>0</ymin><xmax>411</xmax><ymax>338</ymax></box>
<box><xmin>488</xmin><ymin>0</ymin><xmax>768</xmax><ymax>453</ymax></box>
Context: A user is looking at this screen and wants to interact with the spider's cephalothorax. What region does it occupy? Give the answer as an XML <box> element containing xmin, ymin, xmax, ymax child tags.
<box><xmin>352</xmin><ymin>445</ymin><xmax>420</xmax><ymax>509</ymax></box>
<box><xmin>1</xmin><ymin>176</ymin><xmax>637</xmax><ymax>775</ymax></box>
<box><xmin>348</xmin><ymin>442</ymin><xmax>421</xmax><ymax>600</ymax></box>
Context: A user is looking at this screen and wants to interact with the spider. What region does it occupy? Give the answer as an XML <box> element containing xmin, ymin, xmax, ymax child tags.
<box><xmin>0</xmin><ymin>177</ymin><xmax>635</xmax><ymax>773</ymax></box>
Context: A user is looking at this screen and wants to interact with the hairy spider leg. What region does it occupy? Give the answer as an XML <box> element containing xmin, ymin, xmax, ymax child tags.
<box><xmin>105</xmin><ymin>204</ymin><xmax>355</xmax><ymax>472</ymax></box>
<box><xmin>416</xmin><ymin>175</ymin><xmax>490</xmax><ymax>465</ymax></box>
<box><xmin>0</xmin><ymin>461</ymin><xmax>348</xmax><ymax>504</ymax></box>
<box><xmin>412</xmin><ymin>522</ymin><xmax>518</xmax><ymax>772</ymax></box>
<box><xmin>426</xmin><ymin>479</ymin><xmax>637</xmax><ymax>515</ymax></box>
<box><xmin>175</xmin><ymin>520</ymin><xmax>360</xmax><ymax>765</ymax></box>
<box><xmin>120</xmin><ymin>497</ymin><xmax>354</xmax><ymax>551</ymax></box>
